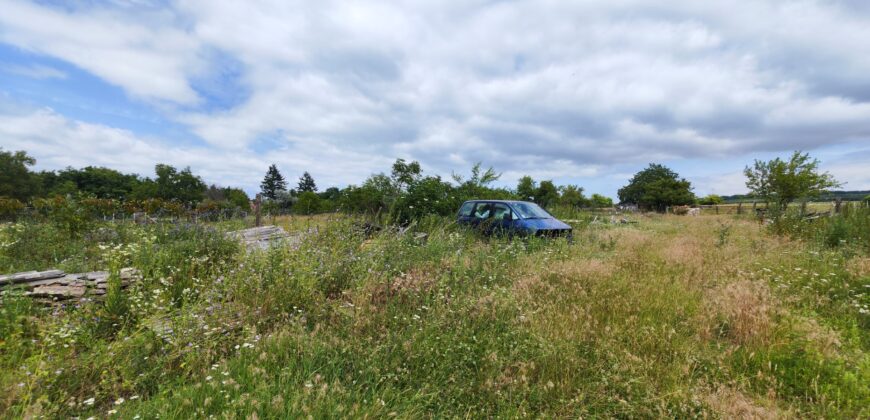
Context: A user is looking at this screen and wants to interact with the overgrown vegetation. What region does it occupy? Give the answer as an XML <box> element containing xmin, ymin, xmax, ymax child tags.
<box><xmin>1</xmin><ymin>211</ymin><xmax>867</xmax><ymax>418</ymax></box>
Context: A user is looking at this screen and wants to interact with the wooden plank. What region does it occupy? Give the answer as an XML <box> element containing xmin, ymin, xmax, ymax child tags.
<box><xmin>0</xmin><ymin>269</ymin><xmax>66</xmax><ymax>287</ymax></box>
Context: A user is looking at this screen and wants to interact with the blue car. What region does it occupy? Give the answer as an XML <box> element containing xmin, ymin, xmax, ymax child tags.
<box><xmin>456</xmin><ymin>200</ymin><xmax>573</xmax><ymax>239</ymax></box>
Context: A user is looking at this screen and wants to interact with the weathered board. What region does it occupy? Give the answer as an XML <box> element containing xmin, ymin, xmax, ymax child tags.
<box><xmin>0</xmin><ymin>268</ymin><xmax>140</xmax><ymax>300</ymax></box>
<box><xmin>226</xmin><ymin>225</ymin><xmax>297</xmax><ymax>251</ymax></box>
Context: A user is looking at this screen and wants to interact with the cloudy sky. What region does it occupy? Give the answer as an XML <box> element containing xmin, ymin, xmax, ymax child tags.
<box><xmin>1</xmin><ymin>0</ymin><xmax>869</xmax><ymax>198</ymax></box>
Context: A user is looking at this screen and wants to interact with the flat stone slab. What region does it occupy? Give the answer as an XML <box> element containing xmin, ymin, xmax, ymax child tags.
<box><xmin>0</xmin><ymin>268</ymin><xmax>140</xmax><ymax>300</ymax></box>
<box><xmin>226</xmin><ymin>225</ymin><xmax>299</xmax><ymax>251</ymax></box>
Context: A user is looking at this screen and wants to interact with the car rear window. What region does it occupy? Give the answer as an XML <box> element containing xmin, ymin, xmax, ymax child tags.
<box><xmin>458</xmin><ymin>201</ymin><xmax>475</xmax><ymax>217</ymax></box>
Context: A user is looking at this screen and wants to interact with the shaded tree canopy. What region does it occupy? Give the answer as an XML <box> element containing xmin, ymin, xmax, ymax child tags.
<box><xmin>391</xmin><ymin>158</ymin><xmax>422</xmax><ymax>191</ymax></box>
<box><xmin>559</xmin><ymin>184</ymin><xmax>586</xmax><ymax>208</ymax></box>
<box><xmin>516</xmin><ymin>176</ymin><xmax>536</xmax><ymax>201</ymax></box>
<box><xmin>0</xmin><ymin>149</ymin><xmax>40</xmax><ymax>201</ymax></box>
<box><xmin>261</xmin><ymin>164</ymin><xmax>287</xmax><ymax>199</ymax></box>
<box><xmin>744</xmin><ymin>151</ymin><xmax>840</xmax><ymax>208</ymax></box>
<box><xmin>618</xmin><ymin>163</ymin><xmax>695</xmax><ymax>211</ymax></box>
<box><xmin>534</xmin><ymin>180</ymin><xmax>560</xmax><ymax>208</ymax></box>
<box><xmin>297</xmin><ymin>171</ymin><xmax>318</xmax><ymax>193</ymax></box>
<box><xmin>42</xmin><ymin>166</ymin><xmax>140</xmax><ymax>200</ymax></box>
<box><xmin>589</xmin><ymin>193</ymin><xmax>613</xmax><ymax>208</ymax></box>
<box><xmin>154</xmin><ymin>164</ymin><xmax>207</xmax><ymax>204</ymax></box>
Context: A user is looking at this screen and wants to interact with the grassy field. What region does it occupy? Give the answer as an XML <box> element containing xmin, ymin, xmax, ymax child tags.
<box><xmin>1</xmin><ymin>212</ymin><xmax>868</xmax><ymax>418</ymax></box>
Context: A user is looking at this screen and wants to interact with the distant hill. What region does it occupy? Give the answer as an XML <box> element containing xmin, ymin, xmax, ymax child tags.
<box><xmin>721</xmin><ymin>190</ymin><xmax>870</xmax><ymax>203</ymax></box>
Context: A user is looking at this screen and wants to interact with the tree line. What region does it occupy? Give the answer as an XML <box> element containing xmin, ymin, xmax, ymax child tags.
<box><xmin>1</xmin><ymin>147</ymin><xmax>848</xmax><ymax>221</ymax></box>
<box><xmin>255</xmin><ymin>159</ymin><xmax>617</xmax><ymax>222</ymax></box>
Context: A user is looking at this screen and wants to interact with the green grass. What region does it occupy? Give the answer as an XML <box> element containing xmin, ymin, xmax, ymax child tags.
<box><xmin>0</xmin><ymin>213</ymin><xmax>867</xmax><ymax>418</ymax></box>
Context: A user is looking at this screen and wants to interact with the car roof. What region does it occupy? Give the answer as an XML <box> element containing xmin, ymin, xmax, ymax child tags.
<box><xmin>462</xmin><ymin>200</ymin><xmax>532</xmax><ymax>204</ymax></box>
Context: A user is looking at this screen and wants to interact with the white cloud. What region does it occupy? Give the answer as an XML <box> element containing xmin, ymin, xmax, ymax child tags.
<box><xmin>0</xmin><ymin>0</ymin><xmax>203</xmax><ymax>104</ymax></box>
<box><xmin>1</xmin><ymin>0</ymin><xmax>869</xmax><ymax>195</ymax></box>
<box><xmin>2</xmin><ymin>64</ymin><xmax>67</xmax><ymax>80</ymax></box>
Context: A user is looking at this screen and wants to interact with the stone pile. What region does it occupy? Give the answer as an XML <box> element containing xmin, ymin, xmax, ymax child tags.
<box><xmin>0</xmin><ymin>268</ymin><xmax>139</xmax><ymax>300</ymax></box>
<box><xmin>226</xmin><ymin>225</ymin><xmax>296</xmax><ymax>251</ymax></box>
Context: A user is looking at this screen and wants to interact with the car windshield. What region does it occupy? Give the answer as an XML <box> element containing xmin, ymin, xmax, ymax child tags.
<box><xmin>511</xmin><ymin>202</ymin><xmax>551</xmax><ymax>219</ymax></box>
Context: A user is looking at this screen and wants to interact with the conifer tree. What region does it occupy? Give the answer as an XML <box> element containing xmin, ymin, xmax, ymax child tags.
<box><xmin>260</xmin><ymin>164</ymin><xmax>287</xmax><ymax>199</ymax></box>
<box><xmin>297</xmin><ymin>171</ymin><xmax>317</xmax><ymax>193</ymax></box>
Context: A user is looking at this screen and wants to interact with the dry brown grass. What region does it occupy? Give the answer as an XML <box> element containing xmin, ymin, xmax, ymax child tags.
<box><xmin>846</xmin><ymin>256</ymin><xmax>870</xmax><ymax>278</ymax></box>
<box><xmin>368</xmin><ymin>267</ymin><xmax>436</xmax><ymax>307</ymax></box>
<box><xmin>703</xmin><ymin>386</ymin><xmax>785</xmax><ymax>419</ymax></box>
<box><xmin>793</xmin><ymin>316</ymin><xmax>843</xmax><ymax>359</ymax></box>
<box><xmin>659</xmin><ymin>235</ymin><xmax>704</xmax><ymax>267</ymax></box>
<box><xmin>704</xmin><ymin>280</ymin><xmax>774</xmax><ymax>345</ymax></box>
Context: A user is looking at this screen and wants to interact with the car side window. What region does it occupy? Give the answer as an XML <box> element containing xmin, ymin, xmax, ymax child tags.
<box><xmin>458</xmin><ymin>202</ymin><xmax>475</xmax><ymax>217</ymax></box>
<box><xmin>473</xmin><ymin>203</ymin><xmax>491</xmax><ymax>219</ymax></box>
<box><xmin>492</xmin><ymin>203</ymin><xmax>512</xmax><ymax>220</ymax></box>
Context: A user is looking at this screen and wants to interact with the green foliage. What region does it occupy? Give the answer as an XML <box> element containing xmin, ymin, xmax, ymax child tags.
<box><xmin>260</xmin><ymin>164</ymin><xmax>287</xmax><ymax>200</ymax></box>
<box><xmin>588</xmin><ymin>193</ymin><xmax>613</xmax><ymax>208</ymax></box>
<box><xmin>340</xmin><ymin>174</ymin><xmax>396</xmax><ymax>216</ymax></box>
<box><xmin>452</xmin><ymin>162</ymin><xmax>501</xmax><ymax>199</ymax></box>
<box><xmin>534</xmin><ymin>180</ymin><xmax>560</xmax><ymax>208</ymax></box>
<box><xmin>295</xmin><ymin>191</ymin><xmax>322</xmax><ymax>215</ymax></box>
<box><xmin>618</xmin><ymin>164</ymin><xmax>695</xmax><ymax>211</ymax></box>
<box><xmin>391</xmin><ymin>158</ymin><xmax>422</xmax><ymax>191</ymax></box>
<box><xmin>1</xmin><ymin>214</ymin><xmax>868</xmax><ymax>418</ymax></box>
<box><xmin>154</xmin><ymin>164</ymin><xmax>206</xmax><ymax>204</ymax></box>
<box><xmin>0</xmin><ymin>149</ymin><xmax>41</xmax><ymax>201</ymax></box>
<box><xmin>744</xmin><ymin>151</ymin><xmax>840</xmax><ymax>208</ymax></box>
<box><xmin>558</xmin><ymin>185</ymin><xmax>586</xmax><ymax>208</ymax></box>
<box><xmin>698</xmin><ymin>194</ymin><xmax>724</xmax><ymax>205</ymax></box>
<box><xmin>771</xmin><ymin>204</ymin><xmax>870</xmax><ymax>252</ymax></box>
<box><xmin>391</xmin><ymin>176</ymin><xmax>458</xmax><ymax>225</ymax></box>
<box><xmin>0</xmin><ymin>198</ymin><xmax>25</xmax><ymax>221</ymax></box>
<box><xmin>516</xmin><ymin>176</ymin><xmax>536</xmax><ymax>201</ymax></box>
<box><xmin>42</xmin><ymin>166</ymin><xmax>141</xmax><ymax>199</ymax></box>
<box><xmin>297</xmin><ymin>171</ymin><xmax>318</xmax><ymax>193</ymax></box>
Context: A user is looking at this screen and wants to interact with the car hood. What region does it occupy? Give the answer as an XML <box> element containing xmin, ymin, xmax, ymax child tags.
<box><xmin>520</xmin><ymin>218</ymin><xmax>572</xmax><ymax>230</ymax></box>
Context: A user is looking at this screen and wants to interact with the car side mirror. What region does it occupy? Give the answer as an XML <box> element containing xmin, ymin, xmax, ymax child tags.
<box><xmin>504</xmin><ymin>213</ymin><xmax>512</xmax><ymax>221</ymax></box>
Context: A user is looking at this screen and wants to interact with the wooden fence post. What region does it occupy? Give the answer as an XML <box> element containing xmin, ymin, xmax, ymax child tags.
<box><xmin>737</xmin><ymin>202</ymin><xmax>743</xmax><ymax>215</ymax></box>
<box><xmin>715</xmin><ymin>205</ymin><xmax>719</xmax><ymax>215</ymax></box>
<box><xmin>834</xmin><ymin>198</ymin><xmax>842</xmax><ymax>214</ymax></box>
<box><xmin>254</xmin><ymin>194</ymin><xmax>262</xmax><ymax>227</ymax></box>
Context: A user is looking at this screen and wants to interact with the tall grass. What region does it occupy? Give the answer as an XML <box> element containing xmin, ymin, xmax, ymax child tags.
<box><xmin>0</xmin><ymin>214</ymin><xmax>867</xmax><ymax>417</ymax></box>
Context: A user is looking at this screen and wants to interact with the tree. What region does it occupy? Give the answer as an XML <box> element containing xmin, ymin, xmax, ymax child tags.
<box><xmin>559</xmin><ymin>184</ymin><xmax>586</xmax><ymax>208</ymax></box>
<box><xmin>295</xmin><ymin>191</ymin><xmax>321</xmax><ymax>215</ymax></box>
<box><xmin>452</xmin><ymin>162</ymin><xmax>501</xmax><ymax>199</ymax></box>
<box><xmin>698</xmin><ymin>194</ymin><xmax>724</xmax><ymax>205</ymax></box>
<box><xmin>298</xmin><ymin>171</ymin><xmax>317</xmax><ymax>193</ymax></box>
<box><xmin>391</xmin><ymin>158</ymin><xmax>422</xmax><ymax>191</ymax></box>
<box><xmin>154</xmin><ymin>164</ymin><xmax>206</xmax><ymax>204</ymax></box>
<box><xmin>516</xmin><ymin>176</ymin><xmax>536</xmax><ymax>201</ymax></box>
<box><xmin>260</xmin><ymin>164</ymin><xmax>287</xmax><ymax>199</ymax></box>
<box><xmin>744</xmin><ymin>151</ymin><xmax>840</xmax><ymax>208</ymax></box>
<box><xmin>0</xmin><ymin>149</ymin><xmax>41</xmax><ymax>201</ymax></box>
<box><xmin>618</xmin><ymin>164</ymin><xmax>695</xmax><ymax>211</ymax></box>
<box><xmin>534</xmin><ymin>180</ymin><xmax>560</xmax><ymax>208</ymax></box>
<box><xmin>589</xmin><ymin>194</ymin><xmax>613</xmax><ymax>208</ymax></box>
<box><xmin>392</xmin><ymin>176</ymin><xmax>458</xmax><ymax>225</ymax></box>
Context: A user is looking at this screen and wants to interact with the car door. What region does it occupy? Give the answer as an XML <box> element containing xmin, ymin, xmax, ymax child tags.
<box><xmin>456</xmin><ymin>201</ymin><xmax>476</xmax><ymax>226</ymax></box>
<box><xmin>469</xmin><ymin>202</ymin><xmax>493</xmax><ymax>231</ymax></box>
<box><xmin>489</xmin><ymin>203</ymin><xmax>517</xmax><ymax>235</ymax></box>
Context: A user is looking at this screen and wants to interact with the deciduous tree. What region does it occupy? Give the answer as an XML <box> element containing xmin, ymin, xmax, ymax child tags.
<box><xmin>618</xmin><ymin>164</ymin><xmax>694</xmax><ymax>211</ymax></box>
<box><xmin>744</xmin><ymin>151</ymin><xmax>840</xmax><ymax>208</ymax></box>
